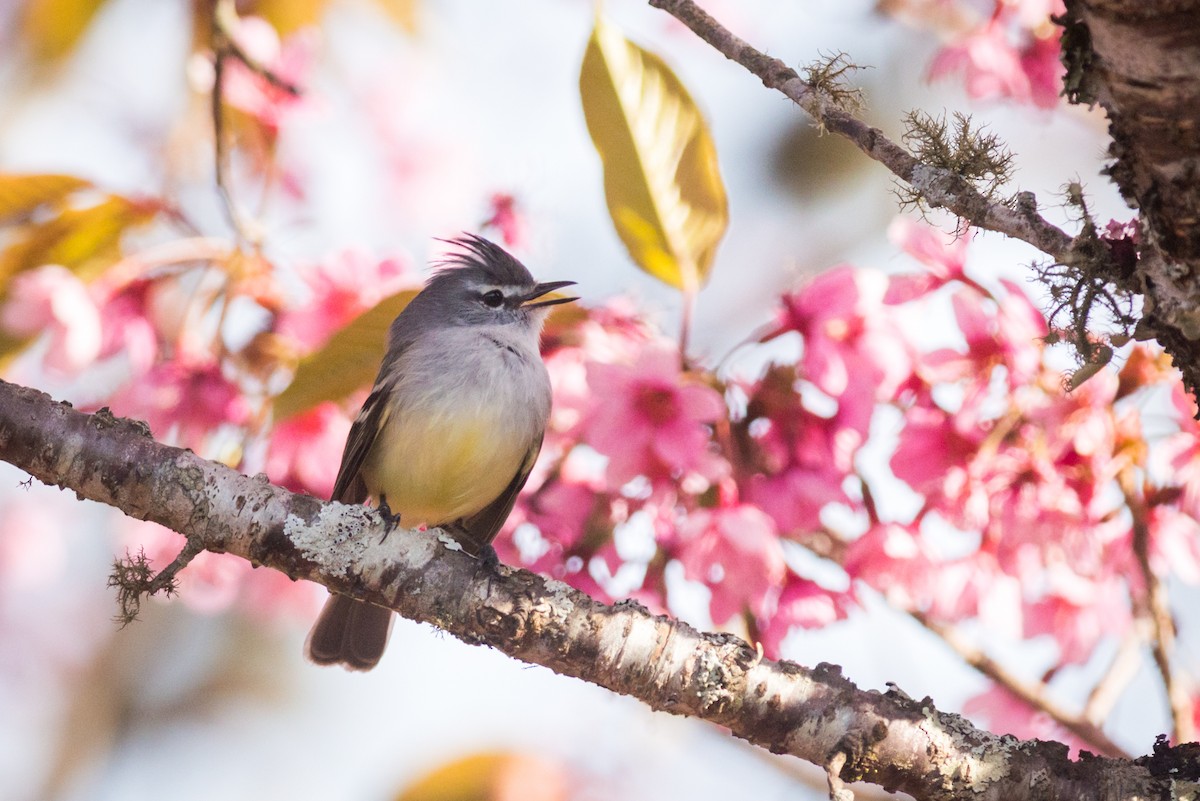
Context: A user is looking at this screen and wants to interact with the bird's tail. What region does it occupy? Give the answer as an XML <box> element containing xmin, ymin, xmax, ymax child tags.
<box><xmin>304</xmin><ymin>593</ymin><xmax>394</xmax><ymax>671</ymax></box>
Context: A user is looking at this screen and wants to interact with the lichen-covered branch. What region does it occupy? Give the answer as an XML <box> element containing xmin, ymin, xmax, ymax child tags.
<box><xmin>650</xmin><ymin>0</ymin><xmax>1200</xmax><ymax>406</ymax></box>
<box><xmin>646</xmin><ymin>0</ymin><xmax>1077</xmax><ymax>261</ymax></box>
<box><xmin>1</xmin><ymin>379</ymin><xmax>1198</xmax><ymax>799</ymax></box>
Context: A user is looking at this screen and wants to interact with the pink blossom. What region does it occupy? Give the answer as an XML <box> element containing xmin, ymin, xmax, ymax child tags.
<box><xmin>928</xmin><ymin>17</ymin><xmax>1062</xmax><ymax>108</ymax></box>
<box><xmin>884</xmin><ymin>218</ymin><xmax>970</xmax><ymax>303</ymax></box>
<box><xmin>739</xmin><ymin>363</ymin><xmax>858</xmax><ymax>535</ymax></box>
<box><xmin>1146</xmin><ymin>506</ymin><xmax>1200</xmax><ymax>585</ymax></box>
<box><xmin>522</xmin><ymin>478</ymin><xmax>601</xmax><ymax>554</ymax></box>
<box><xmin>582</xmin><ymin>346</ymin><xmax>727</xmax><ymax>485</ymax></box>
<box><xmin>1158</xmin><ymin>431</ymin><xmax>1200</xmax><ymax>525</ymax></box>
<box><xmin>891</xmin><ymin>403</ymin><xmax>982</xmax><ymax>498</ymax></box>
<box><xmin>266</xmin><ymin>402</ymin><xmax>352</xmax><ymax>497</ymax></box>
<box><xmin>502</xmin><ymin>444</ymin><xmax>614</xmax><ymax>569</ymax></box>
<box><xmin>543</xmin><ymin>346</ymin><xmax>593</xmax><ymax>437</ymax></box>
<box><xmin>1010</xmin><ymin>0</ymin><xmax>1067</xmax><ymax>30</ymax></box>
<box><xmin>96</xmin><ymin>280</ymin><xmax>159</xmax><ymax>374</ymax></box>
<box><xmin>1020</xmin><ymin>33</ymin><xmax>1063</xmax><ymax>109</ymax></box>
<box><xmin>482</xmin><ymin>193</ymin><xmax>528</xmax><ymax>249</ymax></box>
<box><xmin>843</xmin><ymin>523</ymin><xmax>925</xmax><ymax>601</ymax></box>
<box><xmin>104</xmin><ymin>358</ymin><xmax>252</xmax><ymax>450</ymax></box>
<box><xmin>929</xmin><ymin>21</ymin><xmax>1032</xmax><ymax>101</ymax></box>
<box><xmin>120</xmin><ymin>519</ymin><xmax>319</xmax><ymax>618</ymax></box>
<box><xmin>567</xmin><ymin>298</ymin><xmax>658</xmax><ymax>365</ymax></box>
<box><xmin>675</xmin><ymin>503</ymin><xmax>786</xmax><ymax>625</ymax></box>
<box><xmin>0</xmin><ymin>265</ymin><xmax>102</xmax><ymax>373</ymax></box>
<box><xmin>218</xmin><ymin>17</ymin><xmax>316</xmax><ymax>133</ymax></box>
<box><xmin>746</xmin><ymin>468</ymin><xmax>849</xmax><ymax>538</ymax></box>
<box><xmin>843</xmin><ymin>522</ymin><xmax>964</xmax><ymax>619</ymax></box>
<box><xmin>951</xmin><ymin>283</ymin><xmax>1046</xmax><ymax>386</ymax></box>
<box><xmin>1024</xmin><ymin>571</ymin><xmax>1129</xmax><ymax>664</ymax></box>
<box><xmin>277</xmin><ymin>250</ymin><xmax>415</xmax><ymax>352</ymax></box>
<box><xmin>758</xmin><ymin>575</ymin><xmax>851</xmax><ymax>658</ymax></box>
<box><xmin>772</xmin><ymin>266</ymin><xmax>914</xmax><ymax>420</ymax></box>
<box><xmin>963</xmin><ymin>685</ymin><xmax>1089</xmax><ymax>756</ymax></box>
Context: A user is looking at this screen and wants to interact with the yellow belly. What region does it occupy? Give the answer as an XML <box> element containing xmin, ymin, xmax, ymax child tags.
<box><xmin>359</xmin><ymin>404</ymin><xmax>525</xmax><ymax>526</ymax></box>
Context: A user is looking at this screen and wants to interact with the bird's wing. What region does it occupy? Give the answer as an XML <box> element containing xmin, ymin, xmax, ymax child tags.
<box><xmin>330</xmin><ymin>382</ymin><xmax>392</xmax><ymax>505</ymax></box>
<box><xmin>329</xmin><ymin>317</ymin><xmax>420</xmax><ymax>505</ymax></box>
<box><xmin>458</xmin><ymin>432</ymin><xmax>544</xmax><ymax>555</ymax></box>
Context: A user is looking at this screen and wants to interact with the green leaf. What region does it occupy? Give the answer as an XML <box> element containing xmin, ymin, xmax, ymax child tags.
<box><xmin>580</xmin><ymin>16</ymin><xmax>728</xmax><ymax>292</ymax></box>
<box><xmin>272</xmin><ymin>289</ymin><xmax>419</xmax><ymax>421</ymax></box>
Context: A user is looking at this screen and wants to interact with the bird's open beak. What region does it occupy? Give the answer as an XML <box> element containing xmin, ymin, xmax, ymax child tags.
<box><xmin>522</xmin><ymin>280</ymin><xmax>579</xmax><ymax>309</ymax></box>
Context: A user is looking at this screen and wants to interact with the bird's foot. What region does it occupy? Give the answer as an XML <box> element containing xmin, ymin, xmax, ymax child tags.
<box><xmin>376</xmin><ymin>496</ymin><xmax>401</xmax><ymax>541</ymax></box>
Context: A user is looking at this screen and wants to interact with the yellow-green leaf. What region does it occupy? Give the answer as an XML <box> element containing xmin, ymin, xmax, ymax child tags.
<box><xmin>0</xmin><ymin>195</ymin><xmax>157</xmax><ymax>287</ymax></box>
<box><xmin>396</xmin><ymin>752</ymin><xmax>565</xmax><ymax>801</ymax></box>
<box><xmin>0</xmin><ymin>179</ymin><xmax>156</xmax><ymax>367</ymax></box>
<box><xmin>0</xmin><ymin>174</ymin><xmax>91</xmax><ymax>225</ymax></box>
<box><xmin>20</xmin><ymin>0</ymin><xmax>111</xmax><ymax>62</ymax></box>
<box><xmin>255</xmin><ymin>0</ymin><xmax>327</xmax><ymax>35</ymax></box>
<box><xmin>0</xmin><ymin>329</ymin><xmax>33</xmax><ymax>374</ymax></box>
<box><xmin>272</xmin><ymin>289</ymin><xmax>419</xmax><ymax>421</ymax></box>
<box><xmin>372</xmin><ymin>0</ymin><xmax>420</xmax><ymax>34</ymax></box>
<box><xmin>580</xmin><ymin>16</ymin><xmax>728</xmax><ymax>292</ymax></box>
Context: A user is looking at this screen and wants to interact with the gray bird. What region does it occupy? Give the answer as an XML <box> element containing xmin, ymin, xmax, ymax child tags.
<box><xmin>304</xmin><ymin>234</ymin><xmax>576</xmax><ymax>670</ymax></box>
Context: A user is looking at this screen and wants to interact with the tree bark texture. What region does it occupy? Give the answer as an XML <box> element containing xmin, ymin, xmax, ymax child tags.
<box><xmin>3</xmin><ymin>379</ymin><xmax>1200</xmax><ymax>800</ymax></box>
<box><xmin>1063</xmin><ymin>0</ymin><xmax>1200</xmax><ymax>400</ymax></box>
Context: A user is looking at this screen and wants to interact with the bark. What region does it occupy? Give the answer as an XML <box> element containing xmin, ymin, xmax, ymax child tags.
<box><xmin>3</xmin><ymin>378</ymin><xmax>1200</xmax><ymax>799</ymax></box>
<box><xmin>1061</xmin><ymin>0</ymin><xmax>1200</xmax><ymax>405</ymax></box>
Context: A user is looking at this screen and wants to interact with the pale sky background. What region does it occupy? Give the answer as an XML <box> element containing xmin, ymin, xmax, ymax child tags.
<box><xmin>0</xmin><ymin>1</ymin><xmax>1160</xmax><ymax>800</ymax></box>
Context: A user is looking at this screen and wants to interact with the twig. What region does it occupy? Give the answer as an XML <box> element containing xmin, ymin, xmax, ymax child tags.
<box><xmin>646</xmin><ymin>0</ymin><xmax>1078</xmax><ymax>262</ymax></box>
<box><xmin>108</xmin><ymin>536</ymin><xmax>202</xmax><ymax>625</ymax></box>
<box><xmin>827</xmin><ymin>751</ymin><xmax>854</xmax><ymax>801</ymax></box>
<box><xmin>1121</xmin><ymin>467</ymin><xmax>1196</xmax><ymax>743</ymax></box>
<box><xmin>212</xmin><ymin>0</ymin><xmax>302</xmax><ymax>97</ymax></box>
<box><xmin>911</xmin><ymin>610</ymin><xmax>1131</xmax><ymax>758</ymax></box>
<box><xmin>1083</xmin><ymin>627</ymin><xmax>1147</xmax><ymax>724</ymax></box>
<box><xmin>208</xmin><ymin>0</ymin><xmax>301</xmax><ymax>247</ymax></box>
<box><xmin>679</xmin><ymin>286</ymin><xmax>696</xmax><ymax>365</ymax></box>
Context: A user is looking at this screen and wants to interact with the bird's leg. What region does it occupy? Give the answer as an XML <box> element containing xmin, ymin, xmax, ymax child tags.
<box><xmin>376</xmin><ymin>495</ymin><xmax>401</xmax><ymax>540</ymax></box>
<box><xmin>476</xmin><ymin>544</ymin><xmax>499</xmax><ymax>570</ymax></box>
<box><xmin>443</xmin><ymin>522</ymin><xmax>500</xmax><ymax>569</ymax></box>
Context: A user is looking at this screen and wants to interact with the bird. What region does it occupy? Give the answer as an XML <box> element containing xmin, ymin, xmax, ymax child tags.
<box><xmin>304</xmin><ymin>234</ymin><xmax>576</xmax><ymax>670</ymax></box>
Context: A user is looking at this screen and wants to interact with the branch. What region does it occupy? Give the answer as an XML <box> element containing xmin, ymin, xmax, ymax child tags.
<box><xmin>647</xmin><ymin>0</ymin><xmax>1076</xmax><ymax>261</ymax></box>
<box><xmin>1084</xmin><ymin>628</ymin><xmax>1148</xmax><ymax>724</ymax></box>
<box><xmin>1</xmin><ymin>379</ymin><xmax>1193</xmax><ymax>798</ymax></box>
<box><xmin>911</xmin><ymin>611</ymin><xmax>1130</xmax><ymax>759</ymax></box>
<box><xmin>648</xmin><ymin>0</ymin><xmax>1200</xmax><ymax>407</ymax></box>
<box><xmin>208</xmin><ymin>0</ymin><xmax>300</xmax><ymax>247</ymax></box>
<box><xmin>1121</xmin><ymin>468</ymin><xmax>1195</xmax><ymax>744</ymax></box>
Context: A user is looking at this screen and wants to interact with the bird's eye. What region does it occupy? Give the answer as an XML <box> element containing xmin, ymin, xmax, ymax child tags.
<box><xmin>482</xmin><ymin>290</ymin><xmax>505</xmax><ymax>308</ymax></box>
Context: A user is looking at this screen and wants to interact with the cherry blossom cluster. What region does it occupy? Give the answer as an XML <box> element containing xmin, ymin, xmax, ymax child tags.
<box><xmin>884</xmin><ymin>0</ymin><xmax>1066</xmax><ymax>107</ymax></box>
<box><xmin>5</xmin><ymin>197</ymin><xmax>1196</xmax><ymax>746</ymax></box>
<box><xmin>490</xmin><ymin>218</ymin><xmax>1197</xmax><ymax>673</ymax></box>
